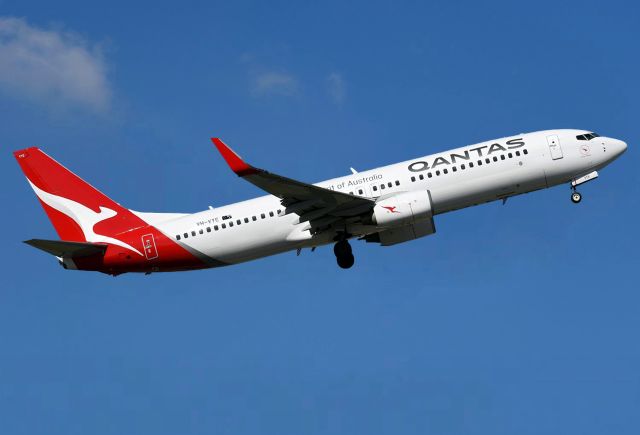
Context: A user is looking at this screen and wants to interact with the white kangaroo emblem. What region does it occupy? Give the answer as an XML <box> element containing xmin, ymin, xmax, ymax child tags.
<box><xmin>28</xmin><ymin>180</ymin><xmax>143</xmax><ymax>256</ymax></box>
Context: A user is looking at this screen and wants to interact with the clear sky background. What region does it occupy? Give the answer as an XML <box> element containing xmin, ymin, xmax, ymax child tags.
<box><xmin>1</xmin><ymin>1</ymin><xmax>639</xmax><ymax>434</ymax></box>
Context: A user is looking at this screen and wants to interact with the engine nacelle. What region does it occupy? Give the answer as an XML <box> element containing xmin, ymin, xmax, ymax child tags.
<box><xmin>371</xmin><ymin>190</ymin><xmax>433</xmax><ymax>228</ymax></box>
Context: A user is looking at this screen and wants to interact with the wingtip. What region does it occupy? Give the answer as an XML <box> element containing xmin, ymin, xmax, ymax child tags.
<box><xmin>211</xmin><ymin>137</ymin><xmax>258</xmax><ymax>176</ymax></box>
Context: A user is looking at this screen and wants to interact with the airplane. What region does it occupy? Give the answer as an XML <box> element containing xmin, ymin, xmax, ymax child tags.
<box><xmin>13</xmin><ymin>129</ymin><xmax>626</xmax><ymax>275</ymax></box>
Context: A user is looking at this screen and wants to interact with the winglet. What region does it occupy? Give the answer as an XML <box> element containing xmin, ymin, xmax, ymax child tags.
<box><xmin>211</xmin><ymin>138</ymin><xmax>259</xmax><ymax>176</ymax></box>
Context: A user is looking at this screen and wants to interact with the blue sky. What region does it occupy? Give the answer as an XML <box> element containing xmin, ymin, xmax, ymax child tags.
<box><xmin>1</xmin><ymin>1</ymin><xmax>639</xmax><ymax>434</ymax></box>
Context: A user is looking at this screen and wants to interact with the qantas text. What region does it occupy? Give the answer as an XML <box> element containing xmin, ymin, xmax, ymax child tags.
<box><xmin>407</xmin><ymin>138</ymin><xmax>525</xmax><ymax>172</ymax></box>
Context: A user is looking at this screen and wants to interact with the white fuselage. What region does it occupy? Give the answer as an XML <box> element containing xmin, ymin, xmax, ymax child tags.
<box><xmin>150</xmin><ymin>129</ymin><xmax>626</xmax><ymax>266</ymax></box>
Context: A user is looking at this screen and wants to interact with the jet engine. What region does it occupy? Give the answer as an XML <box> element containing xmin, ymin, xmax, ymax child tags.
<box><xmin>363</xmin><ymin>190</ymin><xmax>436</xmax><ymax>246</ymax></box>
<box><xmin>370</xmin><ymin>190</ymin><xmax>433</xmax><ymax>228</ymax></box>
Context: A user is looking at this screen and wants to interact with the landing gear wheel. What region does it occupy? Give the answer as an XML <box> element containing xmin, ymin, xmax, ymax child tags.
<box><xmin>333</xmin><ymin>240</ymin><xmax>352</xmax><ymax>257</ymax></box>
<box><xmin>337</xmin><ymin>253</ymin><xmax>355</xmax><ymax>269</ymax></box>
<box><xmin>571</xmin><ymin>191</ymin><xmax>582</xmax><ymax>204</ymax></box>
<box><xmin>334</xmin><ymin>240</ymin><xmax>354</xmax><ymax>269</ymax></box>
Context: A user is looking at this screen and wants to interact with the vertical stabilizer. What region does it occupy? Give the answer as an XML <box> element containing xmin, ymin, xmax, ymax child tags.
<box><xmin>13</xmin><ymin>148</ymin><xmax>146</xmax><ymax>254</ymax></box>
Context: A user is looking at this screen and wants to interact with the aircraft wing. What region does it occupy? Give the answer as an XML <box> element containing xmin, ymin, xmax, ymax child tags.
<box><xmin>212</xmin><ymin>138</ymin><xmax>374</xmax><ymax>225</ymax></box>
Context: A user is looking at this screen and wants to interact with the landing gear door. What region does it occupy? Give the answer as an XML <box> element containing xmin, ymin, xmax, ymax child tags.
<box><xmin>547</xmin><ymin>134</ymin><xmax>563</xmax><ymax>160</ymax></box>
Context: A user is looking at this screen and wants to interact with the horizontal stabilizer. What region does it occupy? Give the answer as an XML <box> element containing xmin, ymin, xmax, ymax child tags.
<box><xmin>24</xmin><ymin>239</ymin><xmax>108</xmax><ymax>258</ymax></box>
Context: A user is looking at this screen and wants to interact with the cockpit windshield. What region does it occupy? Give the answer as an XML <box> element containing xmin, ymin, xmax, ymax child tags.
<box><xmin>576</xmin><ymin>132</ymin><xmax>600</xmax><ymax>141</ymax></box>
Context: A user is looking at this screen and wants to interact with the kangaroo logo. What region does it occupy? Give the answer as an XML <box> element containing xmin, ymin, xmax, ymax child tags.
<box><xmin>381</xmin><ymin>205</ymin><xmax>400</xmax><ymax>213</ymax></box>
<box><xmin>28</xmin><ymin>180</ymin><xmax>143</xmax><ymax>256</ymax></box>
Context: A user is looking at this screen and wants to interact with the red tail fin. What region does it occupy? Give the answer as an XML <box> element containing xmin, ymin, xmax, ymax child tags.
<box><xmin>13</xmin><ymin>147</ymin><xmax>147</xmax><ymax>244</ymax></box>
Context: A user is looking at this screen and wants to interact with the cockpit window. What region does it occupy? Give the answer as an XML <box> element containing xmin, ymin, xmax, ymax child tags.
<box><xmin>576</xmin><ymin>132</ymin><xmax>600</xmax><ymax>141</ymax></box>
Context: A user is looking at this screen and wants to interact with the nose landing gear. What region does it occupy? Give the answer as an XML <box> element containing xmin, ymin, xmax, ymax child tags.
<box><xmin>570</xmin><ymin>183</ymin><xmax>582</xmax><ymax>204</ymax></box>
<box><xmin>334</xmin><ymin>240</ymin><xmax>355</xmax><ymax>269</ymax></box>
<box><xmin>571</xmin><ymin>191</ymin><xmax>582</xmax><ymax>204</ymax></box>
<box><xmin>569</xmin><ymin>171</ymin><xmax>598</xmax><ymax>204</ymax></box>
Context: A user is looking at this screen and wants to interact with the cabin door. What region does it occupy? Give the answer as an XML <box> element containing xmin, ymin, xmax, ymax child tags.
<box><xmin>547</xmin><ymin>134</ymin><xmax>563</xmax><ymax>160</ymax></box>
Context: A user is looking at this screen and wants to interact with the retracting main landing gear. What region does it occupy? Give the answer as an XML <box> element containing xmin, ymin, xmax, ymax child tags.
<box><xmin>334</xmin><ymin>240</ymin><xmax>355</xmax><ymax>269</ymax></box>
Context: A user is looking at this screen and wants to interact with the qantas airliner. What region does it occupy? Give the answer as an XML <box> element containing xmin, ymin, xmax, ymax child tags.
<box><xmin>14</xmin><ymin>129</ymin><xmax>626</xmax><ymax>274</ymax></box>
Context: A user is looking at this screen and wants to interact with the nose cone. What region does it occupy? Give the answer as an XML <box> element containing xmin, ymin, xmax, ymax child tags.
<box><xmin>609</xmin><ymin>138</ymin><xmax>627</xmax><ymax>158</ymax></box>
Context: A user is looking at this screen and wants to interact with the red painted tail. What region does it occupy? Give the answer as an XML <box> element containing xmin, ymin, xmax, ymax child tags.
<box><xmin>13</xmin><ymin>147</ymin><xmax>147</xmax><ymax>243</ymax></box>
<box><xmin>14</xmin><ymin>147</ymin><xmax>212</xmax><ymax>274</ymax></box>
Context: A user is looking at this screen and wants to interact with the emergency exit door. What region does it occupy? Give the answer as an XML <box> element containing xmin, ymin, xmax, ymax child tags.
<box><xmin>547</xmin><ymin>134</ymin><xmax>563</xmax><ymax>160</ymax></box>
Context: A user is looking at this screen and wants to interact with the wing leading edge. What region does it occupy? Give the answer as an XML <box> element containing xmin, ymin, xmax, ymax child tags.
<box><xmin>211</xmin><ymin>138</ymin><xmax>374</xmax><ymax>225</ymax></box>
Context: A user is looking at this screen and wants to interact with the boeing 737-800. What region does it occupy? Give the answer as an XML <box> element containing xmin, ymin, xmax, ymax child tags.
<box><xmin>14</xmin><ymin>129</ymin><xmax>626</xmax><ymax>274</ymax></box>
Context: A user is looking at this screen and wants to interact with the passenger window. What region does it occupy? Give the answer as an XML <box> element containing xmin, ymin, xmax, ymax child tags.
<box><xmin>461</xmin><ymin>164</ymin><xmax>466</xmax><ymax>170</ymax></box>
<box><xmin>477</xmin><ymin>160</ymin><xmax>482</xmax><ymax>165</ymax></box>
<box><xmin>277</xmin><ymin>209</ymin><xmax>281</xmax><ymax>215</ymax></box>
<box><xmin>349</xmin><ymin>191</ymin><xmax>353</xmax><ymax>195</ymax></box>
<box><xmin>206</xmin><ymin>227</ymin><xmax>211</xmax><ymax>232</ymax></box>
<box><xmin>508</xmin><ymin>152</ymin><xmax>513</xmax><ymax>158</ymax></box>
<box><xmin>380</xmin><ymin>184</ymin><xmax>385</xmax><ymax>190</ymax></box>
<box><xmin>395</xmin><ymin>180</ymin><xmax>400</xmax><ymax>186</ymax></box>
<box><xmin>493</xmin><ymin>156</ymin><xmax>498</xmax><ymax>162</ymax></box>
<box><xmin>428</xmin><ymin>172</ymin><xmax>433</xmax><ymax>178</ymax></box>
<box><xmin>469</xmin><ymin>162</ymin><xmax>474</xmax><ymax>168</ymax></box>
<box><xmin>214</xmin><ymin>225</ymin><xmax>219</xmax><ymax>230</ymax></box>
<box><xmin>269</xmin><ymin>211</ymin><xmax>274</xmax><ymax>217</ymax></box>
<box><xmin>252</xmin><ymin>216</ymin><xmax>257</xmax><ymax>221</ymax></box>
<box><xmin>419</xmin><ymin>174</ymin><xmax>424</xmax><ymax>180</ymax></box>
<box><xmin>485</xmin><ymin>158</ymin><xmax>490</xmax><ymax>164</ymax></box>
<box><xmin>229</xmin><ymin>222</ymin><xmax>234</xmax><ymax>227</ymax></box>
<box><xmin>199</xmin><ymin>229</ymin><xmax>204</xmax><ymax>234</ymax></box>
<box><xmin>222</xmin><ymin>223</ymin><xmax>226</xmax><ymax>229</ymax></box>
<box><xmin>452</xmin><ymin>166</ymin><xmax>457</xmax><ymax>172</ymax></box>
<box><xmin>244</xmin><ymin>217</ymin><xmax>249</xmax><ymax>223</ymax></box>
<box><xmin>387</xmin><ymin>182</ymin><xmax>392</xmax><ymax>188</ymax></box>
<box><xmin>515</xmin><ymin>151</ymin><xmax>521</xmax><ymax>156</ymax></box>
<box><xmin>436</xmin><ymin>170</ymin><xmax>441</xmax><ymax>176</ymax></box>
<box><xmin>500</xmin><ymin>155</ymin><xmax>505</xmax><ymax>160</ymax></box>
<box><xmin>261</xmin><ymin>213</ymin><xmax>266</xmax><ymax>219</ymax></box>
<box><xmin>523</xmin><ymin>149</ymin><xmax>528</xmax><ymax>155</ymax></box>
<box><xmin>443</xmin><ymin>168</ymin><xmax>448</xmax><ymax>174</ymax></box>
<box><xmin>236</xmin><ymin>219</ymin><xmax>241</xmax><ymax>225</ymax></box>
<box><xmin>176</xmin><ymin>235</ymin><xmax>181</xmax><ymax>240</ymax></box>
<box><xmin>358</xmin><ymin>189</ymin><xmax>363</xmax><ymax>194</ymax></box>
<box><xmin>373</xmin><ymin>186</ymin><xmax>378</xmax><ymax>191</ymax></box>
<box><xmin>411</xmin><ymin>176</ymin><xmax>416</xmax><ymax>182</ymax></box>
<box><xmin>191</xmin><ymin>231</ymin><xmax>196</xmax><ymax>236</ymax></box>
